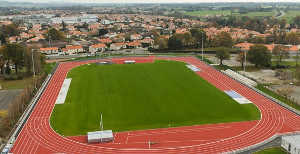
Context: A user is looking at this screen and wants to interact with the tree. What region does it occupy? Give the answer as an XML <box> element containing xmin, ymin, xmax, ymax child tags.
<box><xmin>293</xmin><ymin>16</ymin><xmax>300</xmax><ymax>28</ymax></box>
<box><xmin>1</xmin><ymin>43</ymin><xmax>26</xmax><ymax>74</ymax></box>
<box><xmin>285</xmin><ymin>32</ymin><xmax>300</xmax><ymax>66</ymax></box>
<box><xmin>0</xmin><ymin>48</ymin><xmax>5</xmax><ymax>74</ymax></box>
<box><xmin>0</xmin><ymin>32</ymin><xmax>6</xmax><ymax>45</ymax></box>
<box><xmin>98</xmin><ymin>29</ymin><xmax>108</xmax><ymax>37</ymax></box>
<box><xmin>46</xmin><ymin>28</ymin><xmax>65</xmax><ymax>41</ymax></box>
<box><xmin>279</xmin><ymin>19</ymin><xmax>287</xmax><ymax>29</ymax></box>
<box><xmin>181</xmin><ymin>32</ymin><xmax>194</xmax><ymax>47</ymax></box>
<box><xmin>296</xmin><ymin>66</ymin><xmax>300</xmax><ymax>82</ymax></box>
<box><xmin>247</xmin><ymin>44</ymin><xmax>272</xmax><ymax>68</ymax></box>
<box><xmin>212</xmin><ymin>32</ymin><xmax>233</xmax><ymax>48</ymax></box>
<box><xmin>285</xmin><ymin>32</ymin><xmax>299</xmax><ymax>45</ymax></box>
<box><xmin>190</xmin><ymin>28</ymin><xmax>207</xmax><ymax>48</ymax></box>
<box><xmin>154</xmin><ymin>37</ymin><xmax>168</xmax><ymax>50</ymax></box>
<box><xmin>273</xmin><ymin>45</ymin><xmax>289</xmax><ymax>65</ymax></box>
<box><xmin>236</xmin><ymin>51</ymin><xmax>246</xmax><ymax>68</ymax></box>
<box><xmin>215</xmin><ymin>47</ymin><xmax>230</xmax><ymax>65</ymax></box>
<box><xmin>61</xmin><ymin>21</ymin><xmax>67</xmax><ymax>32</ymax></box>
<box><xmin>1</xmin><ymin>24</ymin><xmax>19</xmax><ymax>37</ymax></box>
<box><xmin>168</xmin><ymin>34</ymin><xmax>183</xmax><ymax>50</ymax></box>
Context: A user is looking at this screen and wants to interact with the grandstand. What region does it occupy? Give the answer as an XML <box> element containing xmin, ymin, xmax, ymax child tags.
<box><xmin>222</xmin><ymin>69</ymin><xmax>257</xmax><ymax>87</ymax></box>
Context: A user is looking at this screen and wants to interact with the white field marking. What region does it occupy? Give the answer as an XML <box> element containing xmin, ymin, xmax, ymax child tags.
<box><xmin>55</xmin><ymin>78</ymin><xmax>72</xmax><ymax>104</ymax></box>
<box><xmin>125</xmin><ymin>133</ymin><xmax>130</xmax><ymax>144</ymax></box>
<box><xmin>128</xmin><ymin>126</ymin><xmax>231</xmax><ymax>137</ymax></box>
<box><xmin>124</xmin><ymin>139</ymin><xmax>213</xmax><ymax>145</ymax></box>
<box><xmin>186</xmin><ymin>64</ymin><xmax>200</xmax><ymax>72</ymax></box>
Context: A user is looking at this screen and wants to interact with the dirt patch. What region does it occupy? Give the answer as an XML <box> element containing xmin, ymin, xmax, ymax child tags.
<box><xmin>0</xmin><ymin>90</ymin><xmax>23</xmax><ymax>110</ymax></box>
<box><xmin>270</xmin><ymin>85</ymin><xmax>300</xmax><ymax>105</ymax></box>
<box><xmin>239</xmin><ymin>69</ymin><xmax>285</xmax><ymax>85</ymax></box>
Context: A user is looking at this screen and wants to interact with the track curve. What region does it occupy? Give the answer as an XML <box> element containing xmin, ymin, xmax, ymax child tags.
<box><xmin>10</xmin><ymin>56</ymin><xmax>300</xmax><ymax>154</ymax></box>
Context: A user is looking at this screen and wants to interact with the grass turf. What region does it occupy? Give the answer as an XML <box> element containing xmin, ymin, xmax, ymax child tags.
<box><xmin>50</xmin><ymin>60</ymin><xmax>260</xmax><ymax>136</ymax></box>
<box><xmin>255</xmin><ymin>147</ymin><xmax>287</xmax><ymax>154</ymax></box>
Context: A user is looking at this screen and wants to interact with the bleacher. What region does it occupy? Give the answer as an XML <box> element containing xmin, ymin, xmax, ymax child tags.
<box><xmin>221</xmin><ymin>69</ymin><xmax>257</xmax><ymax>87</ymax></box>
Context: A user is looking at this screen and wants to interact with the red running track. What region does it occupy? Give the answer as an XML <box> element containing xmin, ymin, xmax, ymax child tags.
<box><xmin>10</xmin><ymin>56</ymin><xmax>300</xmax><ymax>154</ymax></box>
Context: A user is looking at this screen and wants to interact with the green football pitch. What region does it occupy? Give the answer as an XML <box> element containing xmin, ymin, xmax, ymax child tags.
<box><xmin>50</xmin><ymin>60</ymin><xmax>260</xmax><ymax>136</ymax></box>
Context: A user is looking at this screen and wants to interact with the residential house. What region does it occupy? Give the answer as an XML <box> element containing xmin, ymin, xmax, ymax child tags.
<box><xmin>127</xmin><ymin>41</ymin><xmax>142</xmax><ymax>49</ymax></box>
<box><xmin>98</xmin><ymin>38</ymin><xmax>112</xmax><ymax>45</ymax></box>
<box><xmin>141</xmin><ymin>38</ymin><xmax>154</xmax><ymax>48</ymax></box>
<box><xmin>8</xmin><ymin>36</ymin><xmax>17</xmax><ymax>43</ymax></box>
<box><xmin>62</xmin><ymin>45</ymin><xmax>84</xmax><ymax>55</ymax></box>
<box><xmin>39</xmin><ymin>47</ymin><xmax>59</xmax><ymax>54</ymax></box>
<box><xmin>110</xmin><ymin>42</ymin><xmax>126</xmax><ymax>51</ymax></box>
<box><xmin>89</xmin><ymin>43</ymin><xmax>107</xmax><ymax>54</ymax></box>
<box><xmin>130</xmin><ymin>34</ymin><xmax>142</xmax><ymax>41</ymax></box>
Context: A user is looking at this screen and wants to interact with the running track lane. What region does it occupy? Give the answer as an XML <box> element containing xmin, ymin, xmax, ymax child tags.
<box><xmin>10</xmin><ymin>56</ymin><xmax>300</xmax><ymax>154</ymax></box>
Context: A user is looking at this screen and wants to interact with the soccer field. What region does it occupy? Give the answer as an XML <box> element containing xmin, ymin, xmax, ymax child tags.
<box><xmin>50</xmin><ymin>60</ymin><xmax>260</xmax><ymax>136</ymax></box>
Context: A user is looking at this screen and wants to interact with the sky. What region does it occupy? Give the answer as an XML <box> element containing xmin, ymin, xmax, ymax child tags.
<box><xmin>6</xmin><ymin>0</ymin><xmax>300</xmax><ymax>3</ymax></box>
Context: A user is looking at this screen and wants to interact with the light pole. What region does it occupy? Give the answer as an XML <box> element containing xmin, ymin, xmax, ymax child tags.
<box><xmin>31</xmin><ymin>49</ymin><xmax>36</xmax><ymax>77</ymax></box>
<box><xmin>201</xmin><ymin>31</ymin><xmax>204</xmax><ymax>61</ymax></box>
<box><xmin>244</xmin><ymin>50</ymin><xmax>247</xmax><ymax>72</ymax></box>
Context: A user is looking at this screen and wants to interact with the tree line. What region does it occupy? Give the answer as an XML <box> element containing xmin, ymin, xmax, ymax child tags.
<box><xmin>154</xmin><ymin>28</ymin><xmax>233</xmax><ymax>51</ymax></box>
<box><xmin>0</xmin><ymin>43</ymin><xmax>45</xmax><ymax>80</ymax></box>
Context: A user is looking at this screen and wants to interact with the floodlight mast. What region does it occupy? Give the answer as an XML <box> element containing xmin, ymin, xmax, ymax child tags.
<box><xmin>100</xmin><ymin>113</ymin><xmax>103</xmax><ymax>131</ymax></box>
<box><xmin>100</xmin><ymin>113</ymin><xmax>103</xmax><ymax>142</ymax></box>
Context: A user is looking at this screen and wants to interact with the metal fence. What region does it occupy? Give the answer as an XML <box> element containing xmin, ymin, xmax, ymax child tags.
<box><xmin>1</xmin><ymin>63</ymin><xmax>59</xmax><ymax>153</ymax></box>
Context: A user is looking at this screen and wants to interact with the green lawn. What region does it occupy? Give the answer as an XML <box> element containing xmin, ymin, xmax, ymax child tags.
<box><xmin>50</xmin><ymin>60</ymin><xmax>260</xmax><ymax>136</ymax></box>
<box><xmin>255</xmin><ymin>147</ymin><xmax>287</xmax><ymax>154</ymax></box>
<box><xmin>235</xmin><ymin>10</ymin><xmax>276</xmax><ymax>17</ymax></box>
<box><xmin>256</xmin><ymin>84</ymin><xmax>300</xmax><ymax>111</ymax></box>
<box><xmin>280</xmin><ymin>10</ymin><xmax>300</xmax><ymax>23</ymax></box>
<box><xmin>0</xmin><ymin>77</ymin><xmax>33</xmax><ymax>90</ymax></box>
<box><xmin>185</xmin><ymin>10</ymin><xmax>275</xmax><ymax>18</ymax></box>
<box><xmin>44</xmin><ymin>62</ymin><xmax>57</xmax><ymax>74</ymax></box>
<box><xmin>185</xmin><ymin>10</ymin><xmax>231</xmax><ymax>17</ymax></box>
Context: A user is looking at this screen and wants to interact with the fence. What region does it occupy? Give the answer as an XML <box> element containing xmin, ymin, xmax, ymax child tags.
<box><xmin>1</xmin><ymin>63</ymin><xmax>59</xmax><ymax>153</ymax></box>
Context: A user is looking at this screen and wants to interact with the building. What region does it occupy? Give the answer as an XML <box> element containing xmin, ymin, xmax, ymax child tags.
<box><xmin>40</xmin><ymin>47</ymin><xmax>59</xmax><ymax>54</ymax></box>
<box><xmin>98</xmin><ymin>38</ymin><xmax>112</xmax><ymax>45</ymax></box>
<box><xmin>110</xmin><ymin>42</ymin><xmax>126</xmax><ymax>51</ymax></box>
<box><xmin>281</xmin><ymin>135</ymin><xmax>300</xmax><ymax>154</ymax></box>
<box><xmin>130</xmin><ymin>34</ymin><xmax>142</xmax><ymax>40</ymax></box>
<box><xmin>127</xmin><ymin>41</ymin><xmax>141</xmax><ymax>49</ymax></box>
<box><xmin>89</xmin><ymin>43</ymin><xmax>107</xmax><ymax>54</ymax></box>
<box><xmin>234</xmin><ymin>43</ymin><xmax>299</xmax><ymax>55</ymax></box>
<box><xmin>62</xmin><ymin>45</ymin><xmax>84</xmax><ymax>55</ymax></box>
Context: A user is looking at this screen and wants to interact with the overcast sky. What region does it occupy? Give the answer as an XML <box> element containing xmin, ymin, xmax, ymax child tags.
<box><xmin>6</xmin><ymin>0</ymin><xmax>300</xmax><ymax>3</ymax></box>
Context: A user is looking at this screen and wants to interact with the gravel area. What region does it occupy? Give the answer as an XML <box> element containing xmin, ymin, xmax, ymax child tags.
<box><xmin>239</xmin><ymin>70</ymin><xmax>284</xmax><ymax>85</ymax></box>
<box><xmin>0</xmin><ymin>90</ymin><xmax>23</xmax><ymax>110</ymax></box>
<box><xmin>270</xmin><ymin>85</ymin><xmax>300</xmax><ymax>105</ymax></box>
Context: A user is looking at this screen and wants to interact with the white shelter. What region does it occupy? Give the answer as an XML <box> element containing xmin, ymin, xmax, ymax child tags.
<box><xmin>87</xmin><ymin>130</ymin><xmax>114</xmax><ymax>143</ymax></box>
<box><xmin>281</xmin><ymin>135</ymin><xmax>300</xmax><ymax>154</ymax></box>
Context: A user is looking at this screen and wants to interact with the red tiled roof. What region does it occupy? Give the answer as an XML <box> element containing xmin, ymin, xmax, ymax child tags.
<box><xmin>99</xmin><ymin>38</ymin><xmax>112</xmax><ymax>44</ymax></box>
<box><xmin>40</xmin><ymin>47</ymin><xmax>58</xmax><ymax>51</ymax></box>
<box><xmin>66</xmin><ymin>45</ymin><xmax>83</xmax><ymax>49</ymax></box>
<box><xmin>127</xmin><ymin>41</ymin><xmax>141</xmax><ymax>47</ymax></box>
<box><xmin>91</xmin><ymin>44</ymin><xmax>106</xmax><ymax>48</ymax></box>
